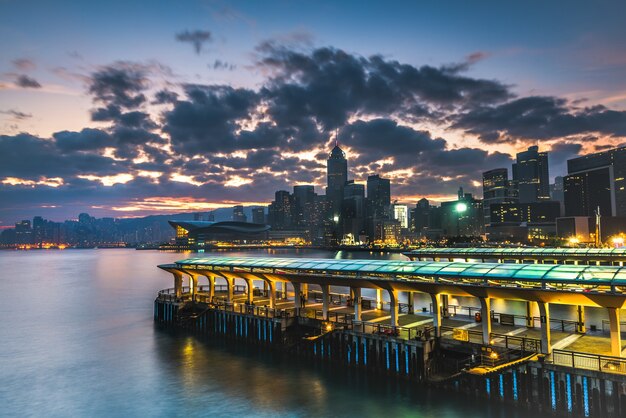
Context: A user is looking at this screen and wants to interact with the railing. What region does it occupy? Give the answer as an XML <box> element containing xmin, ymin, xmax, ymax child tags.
<box><xmin>352</xmin><ymin>320</ymin><xmax>435</xmax><ymax>341</ymax></box>
<box><xmin>600</xmin><ymin>319</ymin><xmax>626</xmax><ymax>333</ymax></box>
<box><xmin>551</xmin><ymin>349</ymin><xmax>626</xmax><ymax>374</ymax></box>
<box><xmin>429</xmin><ymin>303</ymin><xmax>581</xmax><ymax>331</ymax></box>
<box><xmin>439</xmin><ymin>325</ymin><xmax>542</xmax><ymax>353</ymax></box>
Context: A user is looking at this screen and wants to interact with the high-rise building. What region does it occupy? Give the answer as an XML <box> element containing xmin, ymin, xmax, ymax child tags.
<box><xmin>342</xmin><ymin>181</ymin><xmax>366</xmax><ymax>241</ymax></box>
<box><xmin>512</xmin><ymin>145</ymin><xmax>550</xmax><ymax>203</ymax></box>
<box><xmin>393</xmin><ymin>204</ymin><xmax>409</xmax><ymax>229</ymax></box>
<box><xmin>326</xmin><ymin>144</ymin><xmax>348</xmax><ymax>220</ymax></box>
<box><xmin>564</xmin><ymin>146</ymin><xmax>626</xmax><ymax>217</ymax></box>
<box><xmin>441</xmin><ymin>192</ymin><xmax>484</xmax><ymax>237</ymax></box>
<box><xmin>232</xmin><ymin>205</ymin><xmax>247</xmax><ymax>222</ymax></box>
<box><xmin>14</xmin><ymin>220</ymin><xmax>33</xmax><ymax>245</ymax></box>
<box><xmin>293</xmin><ymin>185</ymin><xmax>315</xmax><ymax>227</ymax></box>
<box><xmin>251</xmin><ymin>207</ymin><xmax>266</xmax><ymax>224</ymax></box>
<box><xmin>367</xmin><ymin>175</ymin><xmax>391</xmax><ymax>218</ymax></box>
<box><xmin>482</xmin><ymin>168</ymin><xmax>516</xmax><ymax>225</ymax></box>
<box><xmin>268</xmin><ymin>190</ymin><xmax>293</xmax><ymax>229</ymax></box>
<box><xmin>550</xmin><ymin>176</ymin><xmax>565</xmax><ymax>215</ymax></box>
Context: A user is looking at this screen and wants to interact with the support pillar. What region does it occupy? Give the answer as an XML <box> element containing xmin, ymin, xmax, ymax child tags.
<box><xmin>264</xmin><ymin>280</ymin><xmax>276</xmax><ymax>308</ymax></box>
<box><xmin>479</xmin><ymin>297</ymin><xmax>491</xmax><ymax>346</ymax></box>
<box><xmin>526</xmin><ymin>301</ymin><xmax>534</xmax><ymax>328</ymax></box>
<box><xmin>173</xmin><ymin>271</ymin><xmax>183</xmax><ymax>298</ymax></box>
<box><xmin>577</xmin><ymin>305</ymin><xmax>586</xmax><ymax>333</ymax></box>
<box><xmin>441</xmin><ymin>294</ymin><xmax>450</xmax><ymax>318</ymax></box>
<box><xmin>430</xmin><ymin>294</ymin><xmax>442</xmax><ymax>337</ymax></box>
<box><xmin>245</xmin><ymin>278</ymin><xmax>254</xmax><ymax>303</ymax></box>
<box><xmin>406</xmin><ymin>291</ymin><xmax>414</xmax><ymax>314</ymax></box>
<box><xmin>207</xmin><ymin>275</ymin><xmax>215</xmax><ymax>303</ymax></box>
<box><xmin>350</xmin><ymin>287</ymin><xmax>362</xmax><ymax>321</ymax></box>
<box><xmin>282</xmin><ymin>282</ymin><xmax>288</xmax><ymax>299</ymax></box>
<box><xmin>189</xmin><ymin>274</ymin><xmax>197</xmax><ymax>302</ymax></box>
<box><xmin>321</xmin><ymin>284</ymin><xmax>330</xmax><ymax>320</ymax></box>
<box><xmin>607</xmin><ymin>307</ymin><xmax>622</xmax><ymax>357</ymax></box>
<box><xmin>376</xmin><ymin>288</ymin><xmax>383</xmax><ymax>310</ymax></box>
<box><xmin>537</xmin><ymin>301</ymin><xmax>552</xmax><ymax>354</ymax></box>
<box><xmin>263</xmin><ymin>280</ymin><xmax>268</xmax><ymax>297</ymax></box>
<box><xmin>225</xmin><ymin>277</ymin><xmax>234</xmax><ymax>302</ymax></box>
<box><xmin>388</xmin><ymin>289</ymin><xmax>399</xmax><ymax>327</ymax></box>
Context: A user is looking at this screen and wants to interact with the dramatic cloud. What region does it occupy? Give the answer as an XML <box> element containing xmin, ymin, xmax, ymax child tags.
<box><xmin>15</xmin><ymin>74</ymin><xmax>41</xmax><ymax>88</ymax></box>
<box><xmin>175</xmin><ymin>29</ymin><xmax>212</xmax><ymax>54</ymax></box>
<box><xmin>89</xmin><ymin>62</ymin><xmax>148</xmax><ymax>109</ymax></box>
<box><xmin>452</xmin><ymin>96</ymin><xmax>626</xmax><ymax>143</ymax></box>
<box><xmin>3</xmin><ymin>43</ymin><xmax>626</xmax><ymax>223</ymax></box>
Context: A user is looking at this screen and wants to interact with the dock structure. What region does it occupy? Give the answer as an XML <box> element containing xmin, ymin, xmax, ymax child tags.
<box><xmin>155</xmin><ymin>252</ymin><xmax>626</xmax><ymax>417</ymax></box>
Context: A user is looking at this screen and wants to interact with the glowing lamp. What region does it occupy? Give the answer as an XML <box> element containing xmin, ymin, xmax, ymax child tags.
<box><xmin>455</xmin><ymin>202</ymin><xmax>468</xmax><ymax>213</ymax></box>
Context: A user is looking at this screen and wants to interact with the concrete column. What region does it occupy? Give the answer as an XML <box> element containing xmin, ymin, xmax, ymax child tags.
<box><xmin>607</xmin><ymin>307</ymin><xmax>622</xmax><ymax>357</ymax></box>
<box><xmin>225</xmin><ymin>277</ymin><xmax>234</xmax><ymax>302</ymax></box>
<box><xmin>388</xmin><ymin>289</ymin><xmax>399</xmax><ymax>327</ymax></box>
<box><xmin>245</xmin><ymin>278</ymin><xmax>254</xmax><ymax>303</ymax></box>
<box><xmin>281</xmin><ymin>282</ymin><xmax>288</xmax><ymax>299</ymax></box>
<box><xmin>537</xmin><ymin>301</ymin><xmax>551</xmax><ymax>354</ymax></box>
<box><xmin>526</xmin><ymin>301</ymin><xmax>534</xmax><ymax>328</ymax></box>
<box><xmin>350</xmin><ymin>287</ymin><xmax>362</xmax><ymax>321</ymax></box>
<box><xmin>479</xmin><ymin>297</ymin><xmax>491</xmax><ymax>346</ymax></box>
<box><xmin>376</xmin><ymin>288</ymin><xmax>383</xmax><ymax>310</ymax></box>
<box><xmin>189</xmin><ymin>274</ymin><xmax>197</xmax><ymax>301</ymax></box>
<box><xmin>208</xmin><ymin>275</ymin><xmax>215</xmax><ymax>302</ymax></box>
<box><xmin>263</xmin><ymin>280</ymin><xmax>268</xmax><ymax>297</ymax></box>
<box><xmin>321</xmin><ymin>284</ymin><xmax>330</xmax><ymax>320</ymax></box>
<box><xmin>173</xmin><ymin>272</ymin><xmax>183</xmax><ymax>298</ymax></box>
<box><xmin>430</xmin><ymin>294</ymin><xmax>442</xmax><ymax>337</ymax></box>
<box><xmin>293</xmin><ymin>282</ymin><xmax>301</xmax><ymax>312</ymax></box>
<box><xmin>441</xmin><ymin>294</ymin><xmax>450</xmax><ymax>318</ymax></box>
<box><xmin>406</xmin><ymin>291</ymin><xmax>414</xmax><ymax>314</ymax></box>
<box><xmin>264</xmin><ymin>280</ymin><xmax>276</xmax><ymax>308</ymax></box>
<box><xmin>577</xmin><ymin>305</ymin><xmax>586</xmax><ymax>333</ymax></box>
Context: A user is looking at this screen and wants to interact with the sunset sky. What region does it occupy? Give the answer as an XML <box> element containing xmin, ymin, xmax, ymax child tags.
<box><xmin>2</xmin><ymin>0</ymin><xmax>626</xmax><ymax>226</ymax></box>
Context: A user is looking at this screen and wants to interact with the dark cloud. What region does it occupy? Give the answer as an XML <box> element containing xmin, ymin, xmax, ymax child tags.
<box><xmin>13</xmin><ymin>59</ymin><xmax>36</xmax><ymax>71</ymax></box>
<box><xmin>163</xmin><ymin>84</ymin><xmax>259</xmax><ymax>155</ymax></box>
<box><xmin>211</xmin><ymin>59</ymin><xmax>236</xmax><ymax>70</ymax></box>
<box><xmin>89</xmin><ymin>62</ymin><xmax>148</xmax><ymax>109</ymax></box>
<box><xmin>452</xmin><ymin>96</ymin><xmax>626</xmax><ymax>143</ymax></box>
<box><xmin>258</xmin><ymin>46</ymin><xmax>511</xmax><ymax>132</ymax></box>
<box><xmin>0</xmin><ymin>109</ymin><xmax>32</xmax><ymax>120</ymax></box>
<box><xmin>15</xmin><ymin>74</ymin><xmax>41</xmax><ymax>88</ymax></box>
<box><xmin>153</xmin><ymin>89</ymin><xmax>178</xmax><ymax>104</ymax></box>
<box><xmin>175</xmin><ymin>29</ymin><xmax>212</xmax><ymax>54</ymax></box>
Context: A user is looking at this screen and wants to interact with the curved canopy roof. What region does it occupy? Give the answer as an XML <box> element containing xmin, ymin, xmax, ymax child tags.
<box><xmin>166</xmin><ymin>256</ymin><xmax>626</xmax><ymax>285</ymax></box>
<box><xmin>407</xmin><ymin>247</ymin><xmax>626</xmax><ymax>257</ymax></box>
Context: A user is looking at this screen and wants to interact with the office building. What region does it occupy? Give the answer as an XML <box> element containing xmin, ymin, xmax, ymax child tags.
<box><xmin>513</xmin><ymin>145</ymin><xmax>550</xmax><ymax>203</ymax></box>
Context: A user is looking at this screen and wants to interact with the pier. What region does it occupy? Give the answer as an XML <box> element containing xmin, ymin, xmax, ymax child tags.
<box><xmin>155</xmin><ymin>251</ymin><xmax>626</xmax><ymax>417</ymax></box>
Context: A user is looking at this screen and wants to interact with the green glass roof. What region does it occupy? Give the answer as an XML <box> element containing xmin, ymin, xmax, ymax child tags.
<box><xmin>407</xmin><ymin>247</ymin><xmax>626</xmax><ymax>257</ymax></box>
<box><xmin>170</xmin><ymin>256</ymin><xmax>626</xmax><ymax>285</ymax></box>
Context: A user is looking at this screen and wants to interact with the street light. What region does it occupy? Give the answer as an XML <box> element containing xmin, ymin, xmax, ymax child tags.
<box><xmin>455</xmin><ymin>202</ymin><xmax>467</xmax><ymax>237</ymax></box>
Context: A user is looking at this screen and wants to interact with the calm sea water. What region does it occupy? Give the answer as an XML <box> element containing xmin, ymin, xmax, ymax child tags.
<box><xmin>0</xmin><ymin>248</ymin><xmax>539</xmax><ymax>417</ymax></box>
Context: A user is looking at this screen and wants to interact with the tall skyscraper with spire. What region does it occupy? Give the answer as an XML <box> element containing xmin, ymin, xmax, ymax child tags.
<box><xmin>326</xmin><ymin>141</ymin><xmax>348</xmax><ymax>220</ymax></box>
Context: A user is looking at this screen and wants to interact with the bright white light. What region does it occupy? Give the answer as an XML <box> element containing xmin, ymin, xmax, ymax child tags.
<box><xmin>455</xmin><ymin>202</ymin><xmax>467</xmax><ymax>213</ymax></box>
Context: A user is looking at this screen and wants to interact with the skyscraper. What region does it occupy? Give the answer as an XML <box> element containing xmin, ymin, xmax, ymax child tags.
<box><xmin>367</xmin><ymin>174</ymin><xmax>391</xmax><ymax>218</ymax></box>
<box><xmin>293</xmin><ymin>185</ymin><xmax>315</xmax><ymax>227</ymax></box>
<box><xmin>564</xmin><ymin>146</ymin><xmax>626</xmax><ymax>217</ymax></box>
<box><xmin>268</xmin><ymin>190</ymin><xmax>293</xmax><ymax>229</ymax></box>
<box><xmin>482</xmin><ymin>168</ymin><xmax>518</xmax><ymax>238</ymax></box>
<box><xmin>326</xmin><ymin>144</ymin><xmax>348</xmax><ymax>221</ymax></box>
<box><xmin>512</xmin><ymin>145</ymin><xmax>550</xmax><ymax>203</ymax></box>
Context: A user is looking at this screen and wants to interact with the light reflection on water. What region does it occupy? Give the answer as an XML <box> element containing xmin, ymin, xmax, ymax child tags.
<box><xmin>1</xmin><ymin>248</ymin><xmax>537</xmax><ymax>417</ymax></box>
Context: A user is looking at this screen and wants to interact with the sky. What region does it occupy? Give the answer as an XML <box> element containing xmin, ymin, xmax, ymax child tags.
<box><xmin>2</xmin><ymin>0</ymin><xmax>626</xmax><ymax>226</ymax></box>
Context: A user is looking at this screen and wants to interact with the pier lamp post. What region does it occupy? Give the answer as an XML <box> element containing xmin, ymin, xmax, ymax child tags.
<box><xmin>455</xmin><ymin>202</ymin><xmax>467</xmax><ymax>237</ymax></box>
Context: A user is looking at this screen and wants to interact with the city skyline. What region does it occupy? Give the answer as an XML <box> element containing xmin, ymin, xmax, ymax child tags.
<box><xmin>3</xmin><ymin>1</ymin><xmax>626</xmax><ymax>226</ymax></box>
